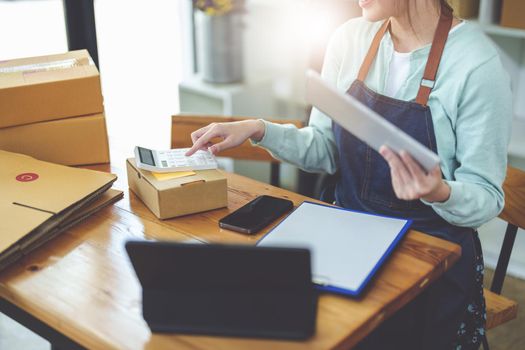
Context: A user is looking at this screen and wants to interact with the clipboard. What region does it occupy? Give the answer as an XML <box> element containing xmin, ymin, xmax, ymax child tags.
<box><xmin>257</xmin><ymin>201</ymin><xmax>412</xmax><ymax>297</ymax></box>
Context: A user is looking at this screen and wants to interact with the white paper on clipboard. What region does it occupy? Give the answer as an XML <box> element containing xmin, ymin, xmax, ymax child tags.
<box><xmin>257</xmin><ymin>202</ymin><xmax>412</xmax><ymax>296</ymax></box>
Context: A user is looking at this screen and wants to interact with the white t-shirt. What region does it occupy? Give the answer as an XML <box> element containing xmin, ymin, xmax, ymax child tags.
<box><xmin>385</xmin><ymin>50</ymin><xmax>411</xmax><ymax>97</ymax></box>
<box><xmin>385</xmin><ymin>22</ymin><xmax>465</xmax><ymax>98</ymax></box>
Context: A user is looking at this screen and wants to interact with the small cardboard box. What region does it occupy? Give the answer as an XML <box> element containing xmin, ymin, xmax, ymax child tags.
<box><xmin>126</xmin><ymin>158</ymin><xmax>228</xmax><ymax>219</ymax></box>
<box><xmin>501</xmin><ymin>0</ymin><xmax>525</xmax><ymax>30</ymax></box>
<box><xmin>0</xmin><ymin>113</ymin><xmax>110</xmax><ymax>166</ymax></box>
<box><xmin>0</xmin><ymin>50</ymin><xmax>104</xmax><ymax>129</ymax></box>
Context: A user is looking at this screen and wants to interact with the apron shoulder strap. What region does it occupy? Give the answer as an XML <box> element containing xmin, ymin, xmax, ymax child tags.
<box><xmin>357</xmin><ymin>5</ymin><xmax>454</xmax><ymax>106</ymax></box>
<box><xmin>415</xmin><ymin>6</ymin><xmax>453</xmax><ymax>106</ymax></box>
<box><xmin>357</xmin><ymin>19</ymin><xmax>390</xmax><ymax>82</ymax></box>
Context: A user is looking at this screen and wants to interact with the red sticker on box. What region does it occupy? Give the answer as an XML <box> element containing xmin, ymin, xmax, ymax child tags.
<box><xmin>16</xmin><ymin>173</ymin><xmax>39</xmax><ymax>182</ymax></box>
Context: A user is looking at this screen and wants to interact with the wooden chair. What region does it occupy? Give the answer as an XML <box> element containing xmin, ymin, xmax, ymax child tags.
<box><xmin>482</xmin><ymin>166</ymin><xmax>524</xmax><ymax>349</ymax></box>
<box><xmin>171</xmin><ymin>114</ymin><xmax>303</xmax><ymax>187</ymax></box>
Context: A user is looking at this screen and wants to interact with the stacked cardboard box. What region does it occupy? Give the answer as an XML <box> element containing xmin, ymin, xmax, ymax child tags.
<box><xmin>0</xmin><ymin>50</ymin><xmax>110</xmax><ymax>165</ymax></box>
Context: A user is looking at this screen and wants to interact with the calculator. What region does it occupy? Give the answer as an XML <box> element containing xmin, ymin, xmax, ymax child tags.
<box><xmin>134</xmin><ymin>146</ymin><xmax>218</xmax><ymax>173</ymax></box>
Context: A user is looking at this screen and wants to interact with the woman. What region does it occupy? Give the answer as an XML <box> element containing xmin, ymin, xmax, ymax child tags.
<box><xmin>186</xmin><ymin>0</ymin><xmax>512</xmax><ymax>348</ymax></box>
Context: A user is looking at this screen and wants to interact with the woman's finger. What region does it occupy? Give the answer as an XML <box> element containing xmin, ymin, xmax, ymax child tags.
<box><xmin>193</xmin><ymin>142</ymin><xmax>214</xmax><ymax>153</ymax></box>
<box><xmin>185</xmin><ymin>126</ymin><xmax>223</xmax><ymax>156</ymax></box>
<box><xmin>391</xmin><ymin>167</ymin><xmax>405</xmax><ymax>193</ymax></box>
<box><xmin>430</xmin><ymin>165</ymin><xmax>441</xmax><ymax>177</ymax></box>
<box><xmin>209</xmin><ymin>136</ymin><xmax>234</xmax><ymax>155</ymax></box>
<box><xmin>190</xmin><ymin>124</ymin><xmax>213</xmax><ymax>144</ymax></box>
<box><xmin>400</xmin><ymin>151</ymin><xmax>426</xmax><ymax>182</ymax></box>
<box><xmin>380</xmin><ymin>146</ymin><xmax>412</xmax><ymax>184</ymax></box>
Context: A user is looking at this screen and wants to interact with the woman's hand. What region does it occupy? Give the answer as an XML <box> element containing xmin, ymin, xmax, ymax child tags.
<box><xmin>185</xmin><ymin>119</ymin><xmax>266</xmax><ymax>156</ymax></box>
<box><xmin>379</xmin><ymin>146</ymin><xmax>451</xmax><ymax>203</ymax></box>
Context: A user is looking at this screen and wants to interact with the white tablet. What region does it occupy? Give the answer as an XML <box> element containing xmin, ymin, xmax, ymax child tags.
<box><xmin>306</xmin><ymin>70</ymin><xmax>440</xmax><ymax>172</ymax></box>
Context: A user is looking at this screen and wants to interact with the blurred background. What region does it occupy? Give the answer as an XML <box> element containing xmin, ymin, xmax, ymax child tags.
<box><xmin>0</xmin><ymin>0</ymin><xmax>524</xmax><ymax>349</ymax></box>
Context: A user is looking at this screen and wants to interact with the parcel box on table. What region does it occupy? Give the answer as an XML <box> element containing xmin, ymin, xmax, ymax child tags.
<box><xmin>0</xmin><ymin>50</ymin><xmax>103</xmax><ymax>129</ymax></box>
<box><xmin>0</xmin><ymin>113</ymin><xmax>110</xmax><ymax>166</ymax></box>
<box><xmin>126</xmin><ymin>158</ymin><xmax>228</xmax><ymax>219</ymax></box>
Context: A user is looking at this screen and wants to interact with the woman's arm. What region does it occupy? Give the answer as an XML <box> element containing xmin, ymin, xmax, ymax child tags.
<box><xmin>423</xmin><ymin>55</ymin><xmax>512</xmax><ymax>227</ymax></box>
<box><xmin>383</xmin><ymin>54</ymin><xmax>513</xmax><ymax>228</ymax></box>
<box><xmin>254</xmin><ymin>108</ymin><xmax>338</xmax><ymax>174</ymax></box>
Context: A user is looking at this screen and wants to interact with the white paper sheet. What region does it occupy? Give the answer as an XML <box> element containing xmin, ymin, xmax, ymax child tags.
<box><xmin>258</xmin><ymin>202</ymin><xmax>411</xmax><ymax>295</ymax></box>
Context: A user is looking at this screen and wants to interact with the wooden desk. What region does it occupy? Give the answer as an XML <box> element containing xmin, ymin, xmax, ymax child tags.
<box><xmin>0</xmin><ymin>154</ymin><xmax>461</xmax><ymax>349</ymax></box>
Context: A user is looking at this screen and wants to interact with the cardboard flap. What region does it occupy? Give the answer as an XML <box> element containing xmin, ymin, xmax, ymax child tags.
<box><xmin>18</xmin><ymin>188</ymin><xmax>123</xmax><ymax>252</ymax></box>
<box><xmin>0</xmin><ymin>151</ymin><xmax>117</xmax><ymax>250</ymax></box>
<box><xmin>180</xmin><ymin>179</ymin><xmax>206</xmax><ymax>186</ymax></box>
<box><xmin>0</xmin><ymin>151</ymin><xmax>116</xmax><ymax>213</ymax></box>
<box><xmin>0</xmin><ymin>188</ymin><xmax>123</xmax><ymax>271</ymax></box>
<box><xmin>0</xmin><ymin>151</ymin><xmax>118</xmax><ymax>261</ymax></box>
<box><xmin>126</xmin><ymin>158</ymin><xmax>225</xmax><ymax>191</ymax></box>
<box><xmin>0</xmin><ymin>202</ymin><xmax>53</xmax><ymax>253</ymax></box>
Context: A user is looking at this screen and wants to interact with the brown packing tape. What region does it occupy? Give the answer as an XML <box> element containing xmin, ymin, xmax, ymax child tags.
<box><xmin>0</xmin><ymin>64</ymin><xmax>99</xmax><ymax>90</ymax></box>
<box><xmin>0</xmin><ymin>57</ymin><xmax>92</xmax><ymax>75</ymax></box>
<box><xmin>0</xmin><ymin>50</ymin><xmax>103</xmax><ymax>129</ymax></box>
<box><xmin>0</xmin><ymin>50</ymin><xmax>92</xmax><ymax>69</ymax></box>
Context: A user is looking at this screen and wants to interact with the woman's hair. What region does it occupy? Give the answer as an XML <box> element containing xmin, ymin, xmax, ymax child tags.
<box><xmin>404</xmin><ymin>0</ymin><xmax>453</xmax><ymax>35</ymax></box>
<box><xmin>440</xmin><ymin>0</ymin><xmax>453</xmax><ymax>13</ymax></box>
<box><xmin>406</xmin><ymin>0</ymin><xmax>453</xmax><ymax>17</ymax></box>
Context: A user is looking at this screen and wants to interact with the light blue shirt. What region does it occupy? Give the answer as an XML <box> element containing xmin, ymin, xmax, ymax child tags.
<box><xmin>256</xmin><ymin>17</ymin><xmax>513</xmax><ymax>228</ymax></box>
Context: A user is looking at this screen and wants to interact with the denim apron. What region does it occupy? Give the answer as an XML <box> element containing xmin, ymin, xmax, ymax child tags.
<box><xmin>331</xmin><ymin>6</ymin><xmax>486</xmax><ymax>350</ymax></box>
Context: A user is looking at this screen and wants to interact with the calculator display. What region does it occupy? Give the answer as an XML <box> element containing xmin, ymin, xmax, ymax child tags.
<box><xmin>138</xmin><ymin>147</ymin><xmax>156</xmax><ymax>166</ymax></box>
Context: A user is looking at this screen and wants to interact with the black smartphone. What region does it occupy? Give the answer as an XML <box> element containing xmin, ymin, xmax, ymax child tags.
<box><xmin>219</xmin><ymin>195</ymin><xmax>294</xmax><ymax>234</ymax></box>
